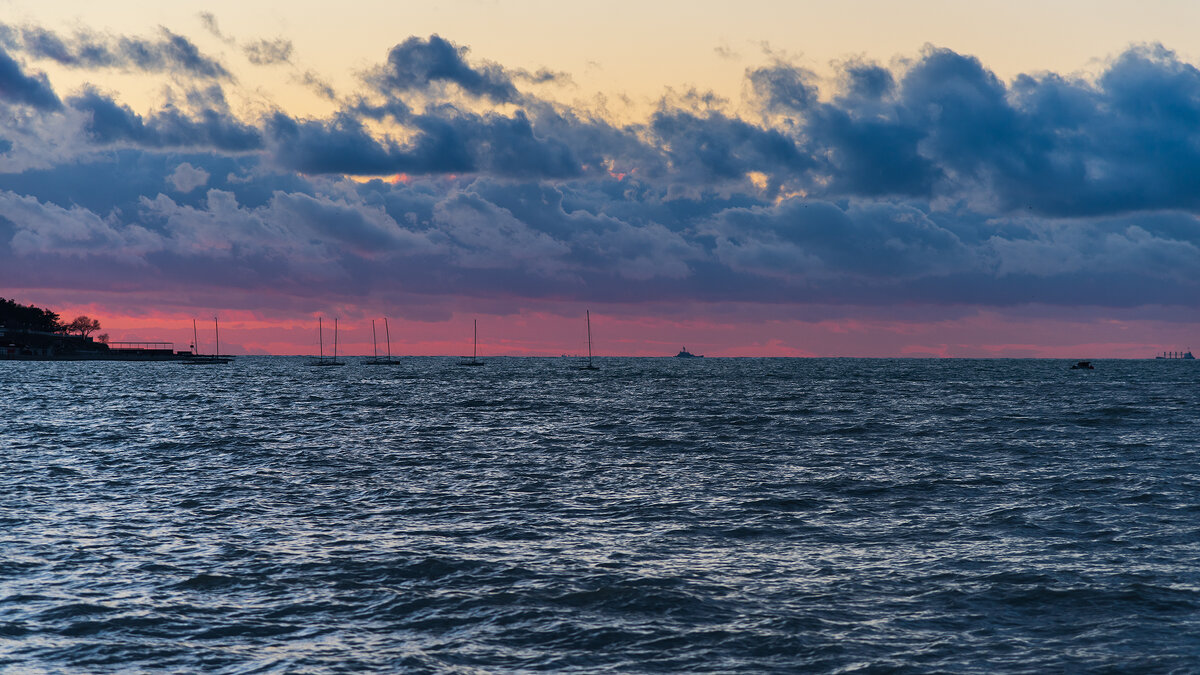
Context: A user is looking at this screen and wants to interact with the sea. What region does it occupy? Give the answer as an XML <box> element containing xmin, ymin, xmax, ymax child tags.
<box><xmin>2</xmin><ymin>357</ymin><xmax>1198</xmax><ymax>673</ymax></box>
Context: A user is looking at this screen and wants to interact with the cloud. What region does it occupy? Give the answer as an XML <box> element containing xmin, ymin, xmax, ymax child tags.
<box><xmin>296</xmin><ymin>70</ymin><xmax>337</xmax><ymax>100</ymax></box>
<box><xmin>197</xmin><ymin>12</ymin><xmax>229</xmax><ymax>42</ymax></box>
<box><xmin>839</xmin><ymin>61</ymin><xmax>895</xmax><ymax>101</ymax></box>
<box><xmin>0</xmin><ymin>190</ymin><xmax>160</xmax><ymax>261</ymax></box>
<box><xmin>4</xmin><ymin>24</ymin><xmax>230</xmax><ymax>79</ymax></box>
<box><xmin>69</xmin><ymin>88</ymin><xmax>262</xmax><ymax>151</ymax></box>
<box><xmin>4</xmin><ymin>30</ymin><xmax>1200</xmax><ymax>321</ymax></box>
<box><xmin>714</xmin><ymin>44</ymin><xmax>740</xmax><ymax>60</ymax></box>
<box><xmin>268</xmin><ymin>107</ymin><xmax>582</xmax><ymax>178</ymax></box>
<box><xmin>168</xmin><ymin>162</ymin><xmax>210</xmax><ymax>192</ymax></box>
<box><xmin>649</xmin><ymin>109</ymin><xmax>811</xmax><ymax>186</ymax></box>
<box><xmin>432</xmin><ymin>191</ymin><xmax>570</xmax><ymax>275</ymax></box>
<box><xmin>729</xmin><ymin>43</ymin><xmax>1200</xmax><ymax>215</ymax></box>
<box><xmin>707</xmin><ymin>198</ymin><xmax>971</xmax><ymax>280</ymax></box>
<box><xmin>0</xmin><ymin>46</ymin><xmax>61</xmax><ymax>110</ymax></box>
<box><xmin>243</xmin><ymin>38</ymin><xmax>292</xmax><ymax>66</ymax></box>
<box><xmin>3</xmin><ymin>153</ymin><xmax>1200</xmax><ymax>313</ymax></box>
<box><xmin>370</xmin><ymin>34</ymin><xmax>519</xmax><ymax>103</ymax></box>
<box><xmin>267</xmin><ymin>190</ymin><xmax>436</xmax><ymax>256</ymax></box>
<box><xmin>749</xmin><ymin>62</ymin><xmax>820</xmax><ymax>112</ymax></box>
<box><xmin>265</xmin><ymin>113</ymin><xmax>414</xmax><ymax>175</ymax></box>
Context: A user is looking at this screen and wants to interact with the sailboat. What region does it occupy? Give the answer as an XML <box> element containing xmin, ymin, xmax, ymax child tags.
<box><xmin>579</xmin><ymin>310</ymin><xmax>599</xmax><ymax>370</ymax></box>
<box><xmin>309</xmin><ymin>317</ymin><xmax>344</xmax><ymax>366</ymax></box>
<box><xmin>459</xmin><ymin>319</ymin><xmax>484</xmax><ymax>366</ymax></box>
<box><xmin>185</xmin><ymin>317</ymin><xmax>233</xmax><ymax>364</ymax></box>
<box><xmin>364</xmin><ymin>318</ymin><xmax>400</xmax><ymax>365</ymax></box>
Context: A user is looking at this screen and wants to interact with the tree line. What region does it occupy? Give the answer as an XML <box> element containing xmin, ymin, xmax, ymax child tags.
<box><xmin>0</xmin><ymin>298</ymin><xmax>104</xmax><ymax>339</ymax></box>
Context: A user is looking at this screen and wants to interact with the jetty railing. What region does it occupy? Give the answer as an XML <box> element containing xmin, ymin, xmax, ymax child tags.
<box><xmin>108</xmin><ymin>341</ymin><xmax>176</xmax><ymax>352</ymax></box>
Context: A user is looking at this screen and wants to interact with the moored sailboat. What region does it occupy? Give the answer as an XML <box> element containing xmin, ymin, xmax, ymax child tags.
<box><xmin>309</xmin><ymin>317</ymin><xmax>344</xmax><ymax>366</ymax></box>
<box><xmin>184</xmin><ymin>317</ymin><xmax>233</xmax><ymax>364</ymax></box>
<box><xmin>365</xmin><ymin>318</ymin><xmax>400</xmax><ymax>365</ymax></box>
<box><xmin>459</xmin><ymin>319</ymin><xmax>484</xmax><ymax>366</ymax></box>
<box><xmin>579</xmin><ymin>310</ymin><xmax>599</xmax><ymax>370</ymax></box>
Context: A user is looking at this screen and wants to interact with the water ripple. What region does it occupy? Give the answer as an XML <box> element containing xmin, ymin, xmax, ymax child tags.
<box><xmin>2</xmin><ymin>357</ymin><xmax>1199</xmax><ymax>672</ymax></box>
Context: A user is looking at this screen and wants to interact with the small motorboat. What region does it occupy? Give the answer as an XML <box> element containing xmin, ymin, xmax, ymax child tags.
<box><xmin>675</xmin><ymin>347</ymin><xmax>703</xmax><ymax>358</ymax></box>
<box><xmin>1070</xmin><ymin>361</ymin><xmax>1094</xmax><ymax>370</ymax></box>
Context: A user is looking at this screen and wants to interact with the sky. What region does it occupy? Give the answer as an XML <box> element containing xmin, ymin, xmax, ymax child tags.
<box><xmin>2</xmin><ymin>1</ymin><xmax>1200</xmax><ymax>357</ymax></box>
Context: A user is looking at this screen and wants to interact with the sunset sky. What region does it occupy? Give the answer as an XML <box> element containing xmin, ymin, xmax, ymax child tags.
<box><xmin>2</xmin><ymin>1</ymin><xmax>1200</xmax><ymax>356</ymax></box>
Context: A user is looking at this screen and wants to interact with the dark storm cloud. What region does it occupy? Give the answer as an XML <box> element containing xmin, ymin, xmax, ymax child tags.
<box><xmin>265</xmin><ymin>113</ymin><xmax>420</xmax><ymax>175</ymax></box>
<box><xmin>371</xmin><ymin>35</ymin><xmax>519</xmax><ymax>102</ymax></box>
<box><xmin>707</xmin><ymin>199</ymin><xmax>969</xmax><ymax>279</ymax></box>
<box><xmin>269</xmin><ymin>107</ymin><xmax>582</xmax><ymax>178</ymax></box>
<box><xmin>0</xmin><ymin>46</ymin><xmax>61</xmax><ymax>110</ymax></box>
<box><xmin>3</xmin><ymin>24</ymin><xmax>230</xmax><ymax>79</ymax></box>
<box><xmin>69</xmin><ymin>89</ymin><xmax>262</xmax><ymax>151</ymax></box>
<box><xmin>441</xmin><ymin>110</ymin><xmax>581</xmax><ymax>178</ymax></box>
<box><xmin>649</xmin><ymin>109</ymin><xmax>811</xmax><ymax>184</ymax></box>
<box><xmin>840</xmin><ymin>61</ymin><xmax>895</xmax><ymax>101</ymax></box>
<box><xmin>749</xmin><ymin>62</ymin><xmax>820</xmax><ymax>112</ymax></box>
<box><xmin>744</xmin><ymin>44</ymin><xmax>1200</xmax><ymax>213</ymax></box>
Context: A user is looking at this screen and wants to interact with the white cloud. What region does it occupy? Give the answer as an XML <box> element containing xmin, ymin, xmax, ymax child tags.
<box><xmin>168</xmin><ymin>162</ymin><xmax>210</xmax><ymax>192</ymax></box>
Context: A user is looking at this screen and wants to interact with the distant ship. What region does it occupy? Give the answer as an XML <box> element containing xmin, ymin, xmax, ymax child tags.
<box><xmin>675</xmin><ymin>347</ymin><xmax>703</xmax><ymax>358</ymax></box>
<box><xmin>1155</xmin><ymin>351</ymin><xmax>1195</xmax><ymax>360</ymax></box>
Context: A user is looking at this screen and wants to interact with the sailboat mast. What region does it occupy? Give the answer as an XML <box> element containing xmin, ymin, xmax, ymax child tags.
<box><xmin>372</xmin><ymin>319</ymin><xmax>378</xmax><ymax>359</ymax></box>
<box><xmin>193</xmin><ymin>318</ymin><xmax>199</xmax><ymax>356</ymax></box>
<box><xmin>587</xmin><ymin>310</ymin><xmax>593</xmax><ymax>365</ymax></box>
<box><xmin>333</xmin><ymin>318</ymin><xmax>339</xmax><ymax>361</ymax></box>
<box><xmin>385</xmin><ymin>318</ymin><xmax>392</xmax><ymax>359</ymax></box>
<box><xmin>473</xmin><ymin>319</ymin><xmax>478</xmax><ymax>361</ymax></box>
<box><xmin>214</xmin><ymin>316</ymin><xmax>219</xmax><ymax>357</ymax></box>
<box><xmin>319</xmin><ymin>317</ymin><xmax>324</xmax><ymax>359</ymax></box>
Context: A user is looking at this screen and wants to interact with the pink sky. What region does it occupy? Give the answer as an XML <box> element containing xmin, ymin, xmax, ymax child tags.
<box><xmin>13</xmin><ymin>288</ymin><xmax>1196</xmax><ymax>358</ymax></box>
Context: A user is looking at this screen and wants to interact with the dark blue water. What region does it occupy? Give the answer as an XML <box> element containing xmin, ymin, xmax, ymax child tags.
<box><xmin>3</xmin><ymin>358</ymin><xmax>1199</xmax><ymax>672</ymax></box>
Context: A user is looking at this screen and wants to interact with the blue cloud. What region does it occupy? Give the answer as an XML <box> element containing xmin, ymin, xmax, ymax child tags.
<box><xmin>0</xmin><ymin>46</ymin><xmax>60</xmax><ymax>110</ymax></box>
<box><xmin>4</xmin><ymin>24</ymin><xmax>230</xmax><ymax>79</ymax></box>
<box><xmin>69</xmin><ymin>89</ymin><xmax>262</xmax><ymax>151</ymax></box>
<box><xmin>372</xmin><ymin>35</ymin><xmax>518</xmax><ymax>102</ymax></box>
<box><xmin>649</xmin><ymin>110</ymin><xmax>811</xmax><ymax>185</ymax></box>
<box><xmin>268</xmin><ymin>107</ymin><xmax>581</xmax><ymax>178</ymax></box>
<box><xmin>266</xmin><ymin>113</ymin><xmax>408</xmax><ymax>175</ymax></box>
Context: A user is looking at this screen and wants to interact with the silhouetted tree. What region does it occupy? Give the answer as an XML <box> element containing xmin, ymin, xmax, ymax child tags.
<box><xmin>0</xmin><ymin>297</ymin><xmax>62</xmax><ymax>332</ymax></box>
<box><xmin>66</xmin><ymin>315</ymin><xmax>101</xmax><ymax>337</ymax></box>
<box><xmin>96</xmin><ymin>334</ymin><xmax>110</xmax><ymax>344</ymax></box>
